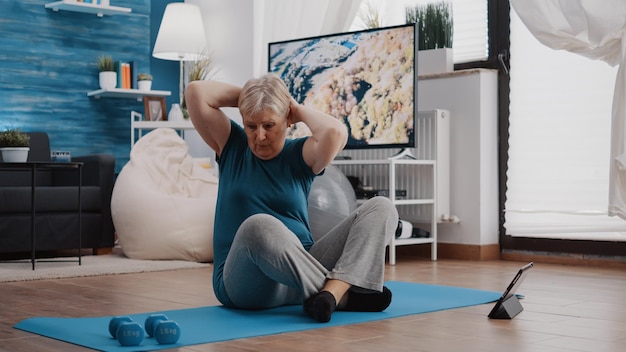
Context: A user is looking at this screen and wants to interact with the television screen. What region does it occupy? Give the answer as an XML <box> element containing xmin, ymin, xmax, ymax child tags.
<box><xmin>268</xmin><ymin>24</ymin><xmax>417</xmax><ymax>150</ymax></box>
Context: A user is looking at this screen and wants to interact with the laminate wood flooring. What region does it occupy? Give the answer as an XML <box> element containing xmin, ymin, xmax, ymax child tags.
<box><xmin>1</xmin><ymin>258</ymin><xmax>624</xmax><ymax>351</ymax></box>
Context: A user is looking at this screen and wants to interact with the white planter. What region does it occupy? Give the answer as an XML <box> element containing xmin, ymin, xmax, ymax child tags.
<box><xmin>138</xmin><ymin>80</ymin><xmax>152</xmax><ymax>91</ymax></box>
<box><xmin>99</xmin><ymin>71</ymin><xmax>117</xmax><ymax>90</ymax></box>
<box><xmin>1</xmin><ymin>147</ymin><xmax>29</xmax><ymax>162</ymax></box>
<box><xmin>418</xmin><ymin>48</ymin><xmax>454</xmax><ymax>76</ymax></box>
<box><xmin>168</xmin><ymin>103</ymin><xmax>183</xmax><ymax>121</ymax></box>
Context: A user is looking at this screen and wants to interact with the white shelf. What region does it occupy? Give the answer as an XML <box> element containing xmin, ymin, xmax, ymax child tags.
<box><xmin>133</xmin><ymin>120</ymin><xmax>193</xmax><ymax>129</ymax></box>
<box><xmin>333</xmin><ymin>159</ymin><xmax>436</xmax><ymax>166</ymax></box>
<box><xmin>87</xmin><ymin>88</ymin><xmax>171</xmax><ymax>100</ymax></box>
<box><xmin>131</xmin><ymin>111</ymin><xmax>195</xmax><ymax>145</ymax></box>
<box><xmin>394</xmin><ymin>199</ymin><xmax>435</xmax><ymax>206</ymax></box>
<box><xmin>45</xmin><ymin>1</ymin><xmax>131</xmax><ymax>17</ymax></box>
<box><xmin>395</xmin><ymin>237</ymin><xmax>434</xmax><ymax>245</ymax></box>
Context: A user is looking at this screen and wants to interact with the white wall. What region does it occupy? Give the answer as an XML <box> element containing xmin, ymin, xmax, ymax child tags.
<box><xmin>418</xmin><ymin>69</ymin><xmax>499</xmax><ymax>246</ymax></box>
<box><xmin>186</xmin><ymin>0</ymin><xmax>253</xmax><ymax>86</ymax></box>
<box><xmin>184</xmin><ymin>0</ymin><xmax>254</xmax><ymax>160</ymax></box>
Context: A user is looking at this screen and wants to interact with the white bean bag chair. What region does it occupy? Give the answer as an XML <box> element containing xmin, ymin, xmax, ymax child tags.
<box><xmin>111</xmin><ymin>128</ymin><xmax>218</xmax><ymax>262</ymax></box>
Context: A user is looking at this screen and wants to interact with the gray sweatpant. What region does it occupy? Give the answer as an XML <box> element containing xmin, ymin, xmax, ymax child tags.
<box><xmin>222</xmin><ymin>196</ymin><xmax>398</xmax><ymax>309</ymax></box>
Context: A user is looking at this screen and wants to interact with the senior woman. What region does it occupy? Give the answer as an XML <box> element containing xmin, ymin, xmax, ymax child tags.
<box><xmin>185</xmin><ymin>73</ymin><xmax>398</xmax><ymax>323</ymax></box>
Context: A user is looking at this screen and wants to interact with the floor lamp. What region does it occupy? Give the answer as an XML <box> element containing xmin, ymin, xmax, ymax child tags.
<box><xmin>152</xmin><ymin>3</ymin><xmax>207</xmax><ymax>106</ymax></box>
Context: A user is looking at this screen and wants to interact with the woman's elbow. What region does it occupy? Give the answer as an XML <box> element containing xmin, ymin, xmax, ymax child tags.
<box><xmin>185</xmin><ymin>81</ymin><xmax>202</xmax><ymax>104</ymax></box>
<box><xmin>336</xmin><ymin>123</ymin><xmax>348</xmax><ymax>149</ymax></box>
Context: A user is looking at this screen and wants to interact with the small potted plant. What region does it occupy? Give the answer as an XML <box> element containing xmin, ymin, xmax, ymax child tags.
<box><xmin>97</xmin><ymin>55</ymin><xmax>116</xmax><ymax>90</ymax></box>
<box><xmin>137</xmin><ymin>73</ymin><xmax>153</xmax><ymax>91</ymax></box>
<box><xmin>181</xmin><ymin>51</ymin><xmax>218</xmax><ymax>118</ymax></box>
<box><xmin>406</xmin><ymin>1</ymin><xmax>453</xmax><ymax>75</ymax></box>
<box><xmin>0</xmin><ymin>128</ymin><xmax>30</xmax><ymax>162</ymax></box>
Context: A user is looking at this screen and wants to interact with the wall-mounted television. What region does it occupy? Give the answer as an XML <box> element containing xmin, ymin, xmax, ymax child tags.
<box><xmin>268</xmin><ymin>23</ymin><xmax>417</xmax><ymax>150</ymax></box>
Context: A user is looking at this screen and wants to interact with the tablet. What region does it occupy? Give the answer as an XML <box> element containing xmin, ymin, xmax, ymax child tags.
<box><xmin>488</xmin><ymin>262</ymin><xmax>533</xmax><ymax>319</ymax></box>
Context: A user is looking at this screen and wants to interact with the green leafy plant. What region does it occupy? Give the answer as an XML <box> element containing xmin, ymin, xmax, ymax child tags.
<box><xmin>355</xmin><ymin>0</ymin><xmax>383</xmax><ymax>29</ymax></box>
<box><xmin>186</xmin><ymin>51</ymin><xmax>217</xmax><ymax>82</ymax></box>
<box><xmin>97</xmin><ymin>55</ymin><xmax>115</xmax><ymax>72</ymax></box>
<box><xmin>406</xmin><ymin>2</ymin><xmax>453</xmax><ymax>50</ymax></box>
<box><xmin>181</xmin><ymin>51</ymin><xmax>219</xmax><ymax>118</ymax></box>
<box><xmin>0</xmin><ymin>128</ymin><xmax>30</xmax><ymax>147</ymax></box>
<box><xmin>137</xmin><ymin>73</ymin><xmax>153</xmax><ymax>81</ymax></box>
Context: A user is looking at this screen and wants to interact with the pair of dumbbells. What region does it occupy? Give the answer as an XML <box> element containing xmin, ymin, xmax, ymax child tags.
<box><xmin>109</xmin><ymin>314</ymin><xmax>181</xmax><ymax>346</ymax></box>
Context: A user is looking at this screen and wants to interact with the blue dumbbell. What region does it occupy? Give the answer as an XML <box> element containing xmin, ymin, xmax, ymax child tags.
<box><xmin>144</xmin><ymin>314</ymin><xmax>169</xmax><ymax>337</ymax></box>
<box><xmin>116</xmin><ymin>321</ymin><xmax>145</xmax><ymax>346</ymax></box>
<box><xmin>154</xmin><ymin>320</ymin><xmax>181</xmax><ymax>344</ymax></box>
<box><xmin>108</xmin><ymin>316</ymin><xmax>133</xmax><ymax>338</ymax></box>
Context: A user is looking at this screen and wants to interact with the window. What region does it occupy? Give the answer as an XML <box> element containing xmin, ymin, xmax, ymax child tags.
<box><xmin>505</xmin><ymin>6</ymin><xmax>625</xmax><ymax>242</ymax></box>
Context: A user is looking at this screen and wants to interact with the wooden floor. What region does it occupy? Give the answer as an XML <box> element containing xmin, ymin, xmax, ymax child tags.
<box><xmin>1</xmin><ymin>257</ymin><xmax>625</xmax><ymax>352</ymax></box>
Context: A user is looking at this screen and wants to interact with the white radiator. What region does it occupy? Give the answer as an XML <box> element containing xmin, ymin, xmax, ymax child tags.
<box><xmin>334</xmin><ymin>109</ymin><xmax>450</xmax><ymax>223</ymax></box>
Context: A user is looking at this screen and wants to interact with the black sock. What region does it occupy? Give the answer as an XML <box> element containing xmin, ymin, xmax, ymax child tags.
<box><xmin>343</xmin><ymin>286</ymin><xmax>392</xmax><ymax>312</ymax></box>
<box><xmin>303</xmin><ymin>291</ymin><xmax>336</xmax><ymax>323</ymax></box>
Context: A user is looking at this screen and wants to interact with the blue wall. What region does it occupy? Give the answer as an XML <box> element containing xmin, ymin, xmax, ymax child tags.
<box><xmin>0</xmin><ymin>0</ymin><xmax>179</xmax><ymax>173</ymax></box>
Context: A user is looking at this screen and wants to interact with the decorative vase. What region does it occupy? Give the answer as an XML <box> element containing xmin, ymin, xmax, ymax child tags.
<box><xmin>417</xmin><ymin>48</ymin><xmax>454</xmax><ymax>76</ymax></box>
<box><xmin>99</xmin><ymin>71</ymin><xmax>117</xmax><ymax>90</ymax></box>
<box><xmin>168</xmin><ymin>104</ymin><xmax>183</xmax><ymax>121</ymax></box>
<box><xmin>1</xmin><ymin>147</ymin><xmax>29</xmax><ymax>162</ymax></box>
<box><xmin>138</xmin><ymin>80</ymin><xmax>152</xmax><ymax>91</ymax></box>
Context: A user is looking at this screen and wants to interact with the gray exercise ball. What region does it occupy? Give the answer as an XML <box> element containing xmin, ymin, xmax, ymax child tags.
<box><xmin>308</xmin><ymin>165</ymin><xmax>357</xmax><ymax>241</ymax></box>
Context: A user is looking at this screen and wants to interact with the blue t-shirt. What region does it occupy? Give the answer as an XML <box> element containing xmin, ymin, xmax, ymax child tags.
<box><xmin>212</xmin><ymin>120</ymin><xmax>317</xmax><ymax>306</ymax></box>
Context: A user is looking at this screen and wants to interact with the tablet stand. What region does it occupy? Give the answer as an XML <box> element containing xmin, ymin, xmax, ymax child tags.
<box><xmin>489</xmin><ymin>295</ymin><xmax>524</xmax><ymax>319</ymax></box>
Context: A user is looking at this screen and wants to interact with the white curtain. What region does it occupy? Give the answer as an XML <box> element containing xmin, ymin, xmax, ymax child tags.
<box><xmin>508</xmin><ymin>0</ymin><xmax>626</xmax><ymax>234</ymax></box>
<box><xmin>252</xmin><ymin>0</ymin><xmax>362</xmax><ymax>77</ymax></box>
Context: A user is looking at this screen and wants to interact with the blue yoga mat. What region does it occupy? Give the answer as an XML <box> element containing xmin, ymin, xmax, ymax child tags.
<box><xmin>14</xmin><ymin>281</ymin><xmax>501</xmax><ymax>351</ymax></box>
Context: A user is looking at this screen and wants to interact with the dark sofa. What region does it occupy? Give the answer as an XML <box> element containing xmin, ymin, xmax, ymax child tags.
<box><xmin>0</xmin><ymin>132</ymin><xmax>115</xmax><ymax>256</ymax></box>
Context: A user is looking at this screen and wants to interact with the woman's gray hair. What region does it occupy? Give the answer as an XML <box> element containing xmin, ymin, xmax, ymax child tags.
<box><xmin>238</xmin><ymin>74</ymin><xmax>291</xmax><ymax>120</ymax></box>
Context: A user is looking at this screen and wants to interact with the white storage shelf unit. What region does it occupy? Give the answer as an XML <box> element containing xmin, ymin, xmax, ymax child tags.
<box><xmin>332</xmin><ymin>109</ymin><xmax>450</xmax><ymax>264</ymax></box>
<box><xmin>332</xmin><ymin>159</ymin><xmax>437</xmax><ymax>265</ymax></box>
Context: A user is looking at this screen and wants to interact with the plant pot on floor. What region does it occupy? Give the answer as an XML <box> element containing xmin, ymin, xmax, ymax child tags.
<box><xmin>1</xmin><ymin>147</ymin><xmax>30</xmax><ymax>162</ymax></box>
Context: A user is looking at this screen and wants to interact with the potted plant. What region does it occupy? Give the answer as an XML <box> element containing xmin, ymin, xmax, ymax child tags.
<box><xmin>406</xmin><ymin>1</ymin><xmax>453</xmax><ymax>75</ymax></box>
<box><xmin>0</xmin><ymin>128</ymin><xmax>30</xmax><ymax>162</ymax></box>
<box><xmin>137</xmin><ymin>72</ymin><xmax>153</xmax><ymax>91</ymax></box>
<box><xmin>354</xmin><ymin>0</ymin><xmax>383</xmax><ymax>29</ymax></box>
<box><xmin>97</xmin><ymin>55</ymin><xmax>116</xmax><ymax>90</ymax></box>
<box><xmin>181</xmin><ymin>52</ymin><xmax>218</xmax><ymax>119</ymax></box>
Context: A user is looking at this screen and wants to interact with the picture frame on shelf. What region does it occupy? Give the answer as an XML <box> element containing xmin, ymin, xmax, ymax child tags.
<box><xmin>143</xmin><ymin>96</ymin><xmax>166</xmax><ymax>121</ymax></box>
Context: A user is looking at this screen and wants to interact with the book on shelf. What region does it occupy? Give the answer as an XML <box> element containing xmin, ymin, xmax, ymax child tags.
<box><xmin>129</xmin><ymin>61</ymin><xmax>137</xmax><ymax>89</ymax></box>
<box><xmin>115</xmin><ymin>61</ymin><xmax>122</xmax><ymax>88</ymax></box>
<box><xmin>114</xmin><ymin>61</ymin><xmax>133</xmax><ymax>89</ymax></box>
<box><xmin>123</xmin><ymin>63</ymin><xmax>130</xmax><ymax>89</ymax></box>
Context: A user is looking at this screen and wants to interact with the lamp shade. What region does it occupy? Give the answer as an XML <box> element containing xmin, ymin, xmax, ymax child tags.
<box><xmin>153</xmin><ymin>3</ymin><xmax>207</xmax><ymax>61</ymax></box>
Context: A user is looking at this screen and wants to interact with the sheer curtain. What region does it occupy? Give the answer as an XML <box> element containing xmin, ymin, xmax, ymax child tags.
<box><xmin>252</xmin><ymin>0</ymin><xmax>362</xmax><ymax>77</ymax></box>
<box><xmin>507</xmin><ymin>0</ymin><xmax>626</xmax><ymax>240</ymax></box>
